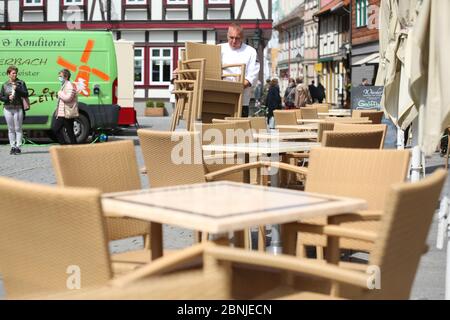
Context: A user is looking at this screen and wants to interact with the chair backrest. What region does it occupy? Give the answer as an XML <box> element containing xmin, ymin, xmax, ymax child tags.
<box><xmin>50</xmin><ymin>140</ymin><xmax>149</xmax><ymax>242</ymax></box>
<box><xmin>367</xmin><ymin>169</ymin><xmax>447</xmax><ymax>299</ymax></box>
<box><xmin>274</xmin><ymin>110</ymin><xmax>298</xmax><ymax>132</ymax></box>
<box><xmin>138</xmin><ymin>129</ymin><xmax>206</xmax><ymax>188</ymax></box>
<box><xmin>185</xmin><ymin>42</ymin><xmax>222</xmax><ymax>80</ymax></box>
<box><xmin>199</xmin><ymin>121</ymin><xmax>253</xmax><ymax>145</ymax></box>
<box><xmin>334</xmin><ymin>123</ymin><xmax>388</xmax><ymax>148</ymax></box>
<box><xmin>322</xmin><ymin>130</ymin><xmax>385</xmax><ymax>149</ymax></box>
<box><xmin>50</xmin><ymin>140</ymin><xmax>141</xmax><ymax>193</ymax></box>
<box><xmin>225</xmin><ymin>117</ymin><xmax>268</xmax><ymax>132</ymax></box>
<box><xmin>305</xmin><ymin>148</ymin><xmax>410</xmax><ymax>210</ymax></box>
<box><xmin>353</xmin><ymin>110</ymin><xmax>384</xmax><ymax>124</ymax></box>
<box><xmin>301</xmin><ymin>107</ymin><xmax>319</xmax><ymax>119</ymax></box>
<box><xmin>324</xmin><ymin>117</ymin><xmax>372</xmax><ymax>124</ymax></box>
<box><xmin>314</xmin><ymin>104</ymin><xmax>331</xmax><ymax>113</ymax></box>
<box><xmin>0</xmin><ymin>177</ymin><xmax>112</xmax><ymax>298</ymax></box>
<box><xmin>317</xmin><ymin>121</ymin><xmax>335</xmax><ymax>142</ymax></box>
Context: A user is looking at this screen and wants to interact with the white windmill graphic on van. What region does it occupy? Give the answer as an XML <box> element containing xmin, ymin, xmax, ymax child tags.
<box><xmin>56</xmin><ymin>39</ymin><xmax>110</xmax><ymax>97</ymax></box>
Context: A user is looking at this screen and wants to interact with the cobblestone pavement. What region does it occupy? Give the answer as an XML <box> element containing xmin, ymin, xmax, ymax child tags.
<box><xmin>0</xmin><ymin>116</ymin><xmax>448</xmax><ymax>299</ymax></box>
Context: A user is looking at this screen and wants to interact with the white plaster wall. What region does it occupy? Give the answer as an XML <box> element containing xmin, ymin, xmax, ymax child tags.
<box><xmin>207</xmin><ymin>31</ymin><xmax>216</xmax><ymax>44</ymax></box>
<box><xmin>23</xmin><ymin>12</ymin><xmax>45</xmax><ymax>22</ymax></box>
<box><xmin>165</xmin><ymin>10</ymin><xmax>188</xmax><ymax>20</ymax></box>
<box><xmin>124</xmin><ymin>10</ymin><xmax>148</xmax><ymax>20</ymax></box>
<box><xmin>148</xmin><ymin>89</ymin><xmax>170</xmax><ymax>99</ymax></box>
<box><xmin>134</xmin><ymin>89</ymin><xmax>146</xmax><ymax>98</ymax></box>
<box><xmin>111</xmin><ymin>0</ymin><xmax>121</xmax><ymax>20</ymax></box>
<box><xmin>151</xmin><ymin>0</ymin><xmax>163</xmax><ymax>20</ymax></box>
<box><xmin>47</xmin><ymin>0</ymin><xmax>60</xmax><ymax>21</ymax></box>
<box><xmin>149</xmin><ymin>31</ymin><xmax>174</xmax><ymax>43</ymax></box>
<box><xmin>207</xmin><ymin>9</ymin><xmax>230</xmax><ymax>20</ymax></box>
<box><xmin>192</xmin><ymin>0</ymin><xmax>204</xmax><ymax>20</ymax></box>
<box><xmin>178</xmin><ymin>31</ymin><xmax>203</xmax><ymax>43</ymax></box>
<box><xmin>121</xmin><ymin>31</ymin><xmax>146</xmax><ymax>42</ymax></box>
<box><xmin>8</xmin><ymin>0</ymin><xmax>20</xmax><ymax>22</ymax></box>
<box><xmin>240</xmin><ymin>1</ymin><xmax>262</xmax><ymax>19</ymax></box>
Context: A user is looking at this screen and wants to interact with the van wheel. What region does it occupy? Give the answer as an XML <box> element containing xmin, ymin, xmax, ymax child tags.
<box><xmin>72</xmin><ymin>113</ymin><xmax>90</xmax><ymax>144</ymax></box>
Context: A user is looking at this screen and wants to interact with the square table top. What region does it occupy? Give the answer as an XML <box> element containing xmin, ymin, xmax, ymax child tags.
<box><xmin>202</xmin><ymin>141</ymin><xmax>320</xmax><ymax>154</ymax></box>
<box><xmin>102</xmin><ymin>181</ymin><xmax>367</xmax><ymax>234</ymax></box>
<box><xmin>253</xmin><ymin>131</ymin><xmax>318</xmax><ymax>141</ymax></box>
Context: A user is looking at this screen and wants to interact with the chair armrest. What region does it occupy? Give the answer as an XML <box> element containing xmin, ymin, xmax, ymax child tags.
<box><xmin>204</xmin><ymin>162</ymin><xmax>264</xmax><ymax>181</ymax></box>
<box><xmin>329</xmin><ymin>210</ymin><xmax>383</xmax><ymax>224</ymax></box>
<box><xmin>181</xmin><ymin>58</ymin><xmax>206</xmax><ymax>65</ymax></box>
<box><xmin>112</xmin><ymin>243</ymin><xmax>207</xmax><ymax>287</ymax></box>
<box><xmin>205</xmin><ymin>245</ymin><xmax>370</xmax><ymax>289</ymax></box>
<box><xmin>222</xmin><ymin>63</ymin><xmax>245</xmax><ymax>70</ymax></box>
<box><xmin>205</xmin><ymin>161</ymin><xmax>309</xmax><ymax>181</ymax></box>
<box><xmin>260</xmin><ymin>161</ymin><xmax>309</xmax><ymax>176</ymax></box>
<box><xmin>295</xmin><ymin>223</ymin><xmax>378</xmax><ymax>242</ymax></box>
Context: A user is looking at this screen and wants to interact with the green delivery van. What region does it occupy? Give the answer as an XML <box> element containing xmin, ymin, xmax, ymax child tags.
<box><xmin>0</xmin><ymin>30</ymin><xmax>121</xmax><ymax>143</ymax></box>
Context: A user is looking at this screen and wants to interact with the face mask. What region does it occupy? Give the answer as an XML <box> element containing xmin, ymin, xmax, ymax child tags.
<box><xmin>58</xmin><ymin>76</ymin><xmax>65</xmax><ymax>84</ymax></box>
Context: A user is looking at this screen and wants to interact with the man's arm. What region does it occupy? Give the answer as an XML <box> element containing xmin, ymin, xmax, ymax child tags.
<box><xmin>245</xmin><ymin>48</ymin><xmax>260</xmax><ymax>89</ymax></box>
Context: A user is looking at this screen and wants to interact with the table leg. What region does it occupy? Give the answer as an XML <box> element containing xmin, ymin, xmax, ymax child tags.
<box><xmin>267</xmin><ymin>152</ymin><xmax>283</xmax><ymax>255</ymax></box>
<box><xmin>150</xmin><ymin>222</ymin><xmax>163</xmax><ymax>261</ymax></box>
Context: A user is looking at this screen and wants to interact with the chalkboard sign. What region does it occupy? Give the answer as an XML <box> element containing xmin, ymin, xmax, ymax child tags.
<box><xmin>351</xmin><ymin>86</ymin><xmax>384</xmax><ymax>110</ymax></box>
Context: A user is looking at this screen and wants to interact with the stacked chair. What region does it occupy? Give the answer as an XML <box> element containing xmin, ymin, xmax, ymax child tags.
<box><xmin>171</xmin><ymin>42</ymin><xmax>246</xmax><ymax>131</ymax></box>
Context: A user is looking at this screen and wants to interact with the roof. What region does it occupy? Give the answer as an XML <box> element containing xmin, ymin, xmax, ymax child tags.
<box><xmin>273</xmin><ymin>5</ymin><xmax>305</xmax><ymax>29</ymax></box>
<box><xmin>316</xmin><ymin>0</ymin><xmax>350</xmax><ymax>16</ymax></box>
<box><xmin>352</xmin><ymin>52</ymin><xmax>380</xmax><ymax>66</ymax></box>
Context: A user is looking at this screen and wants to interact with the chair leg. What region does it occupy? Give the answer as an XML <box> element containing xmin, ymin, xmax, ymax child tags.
<box><xmin>281</xmin><ymin>223</ymin><xmax>298</xmax><ymax>256</ymax></box>
<box><xmin>258</xmin><ymin>225</ymin><xmax>266</xmax><ymax>252</ymax></box>
<box><xmin>316</xmin><ymin>246</ymin><xmax>325</xmax><ymax>260</ymax></box>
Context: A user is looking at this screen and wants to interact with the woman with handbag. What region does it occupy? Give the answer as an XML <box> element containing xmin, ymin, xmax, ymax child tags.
<box><xmin>52</xmin><ymin>69</ymin><xmax>78</xmax><ymax>145</ymax></box>
<box><xmin>0</xmin><ymin>65</ymin><xmax>29</xmax><ymax>155</ymax></box>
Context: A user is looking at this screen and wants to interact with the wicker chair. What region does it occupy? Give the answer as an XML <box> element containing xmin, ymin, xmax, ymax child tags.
<box><xmin>322</xmin><ymin>130</ymin><xmax>385</xmax><ymax>149</ymax></box>
<box><xmin>333</xmin><ymin>123</ymin><xmax>388</xmax><ymax>148</ymax></box>
<box><xmin>274</xmin><ymin>110</ymin><xmax>299</xmax><ymax>132</ymax></box>
<box><xmin>181</xmin><ymin>42</ymin><xmax>245</xmax><ymax>123</ymax></box>
<box><xmin>317</xmin><ymin>122</ymin><xmax>335</xmax><ymax>143</ymax></box>
<box><xmin>225</xmin><ymin>117</ymin><xmax>268</xmax><ymax>133</ymax></box>
<box><xmin>49</xmin><ymin>141</ymin><xmax>151</xmax><ymax>266</ymax></box>
<box><xmin>49</xmin><ymin>169</ymin><xmax>446</xmax><ymax>300</ymax></box>
<box><xmin>281</xmin><ymin>147</ymin><xmax>410</xmax><ymax>259</ymax></box>
<box><xmin>300</xmin><ymin>107</ymin><xmax>319</xmax><ymax>120</ymax></box>
<box><xmin>352</xmin><ymin>110</ymin><xmax>384</xmax><ymax>125</ymax></box>
<box><xmin>0</xmin><ymin>177</ymin><xmax>130</xmax><ymax>298</ymax></box>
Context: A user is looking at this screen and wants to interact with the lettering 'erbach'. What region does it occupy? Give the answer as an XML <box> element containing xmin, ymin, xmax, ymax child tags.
<box><xmin>0</xmin><ymin>58</ymin><xmax>48</xmax><ymax>66</ymax></box>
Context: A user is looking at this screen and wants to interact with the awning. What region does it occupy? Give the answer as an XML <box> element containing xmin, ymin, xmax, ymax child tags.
<box><xmin>352</xmin><ymin>53</ymin><xmax>380</xmax><ymax>66</ymax></box>
<box><xmin>316</xmin><ymin>0</ymin><xmax>350</xmax><ymax>16</ymax></box>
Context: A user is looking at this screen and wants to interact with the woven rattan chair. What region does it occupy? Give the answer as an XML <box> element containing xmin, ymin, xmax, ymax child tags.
<box><xmin>281</xmin><ymin>147</ymin><xmax>410</xmax><ymax>259</ymax></box>
<box><xmin>51</xmin><ymin>170</ymin><xmax>446</xmax><ymax>301</ymax></box>
<box><xmin>49</xmin><ymin>141</ymin><xmax>151</xmax><ymax>266</ymax></box>
<box><xmin>0</xmin><ymin>177</ymin><xmax>124</xmax><ymax>298</ymax></box>
<box><xmin>274</xmin><ymin>110</ymin><xmax>300</xmax><ymax>132</ymax></box>
<box><xmin>300</xmin><ymin>107</ymin><xmax>319</xmax><ymax>120</ymax></box>
<box><xmin>333</xmin><ymin>123</ymin><xmax>387</xmax><ymax>148</ymax></box>
<box><xmin>352</xmin><ymin>110</ymin><xmax>384</xmax><ymax>124</ymax></box>
<box><xmin>322</xmin><ymin>130</ymin><xmax>385</xmax><ymax>149</ymax></box>
<box><xmin>317</xmin><ymin>122</ymin><xmax>335</xmax><ymax>143</ymax></box>
<box><xmin>225</xmin><ymin>117</ymin><xmax>268</xmax><ymax>133</ymax></box>
<box><xmin>181</xmin><ymin>42</ymin><xmax>245</xmax><ymax>123</ymax></box>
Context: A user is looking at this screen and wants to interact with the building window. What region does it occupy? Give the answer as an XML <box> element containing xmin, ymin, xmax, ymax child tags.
<box><xmin>150</xmin><ymin>48</ymin><xmax>172</xmax><ymax>85</ymax></box>
<box><xmin>356</xmin><ymin>0</ymin><xmax>369</xmax><ymax>27</ymax></box>
<box><xmin>23</xmin><ymin>0</ymin><xmax>43</xmax><ymax>6</ymax></box>
<box><xmin>134</xmin><ymin>48</ymin><xmax>144</xmax><ymax>85</ymax></box>
<box><xmin>167</xmin><ymin>0</ymin><xmax>188</xmax><ymax>4</ymax></box>
<box><xmin>64</xmin><ymin>0</ymin><xmax>83</xmax><ymax>4</ymax></box>
<box><xmin>126</xmin><ymin>0</ymin><xmax>146</xmax><ymax>3</ymax></box>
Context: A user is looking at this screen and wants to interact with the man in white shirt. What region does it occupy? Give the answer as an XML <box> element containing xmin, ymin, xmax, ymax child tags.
<box><xmin>220</xmin><ymin>23</ymin><xmax>260</xmax><ymax>117</ymax></box>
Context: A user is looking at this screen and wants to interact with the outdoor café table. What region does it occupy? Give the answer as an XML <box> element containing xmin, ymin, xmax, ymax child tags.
<box><xmin>102</xmin><ymin>181</ymin><xmax>367</xmax><ymax>260</ymax></box>
<box><xmin>277</xmin><ymin>124</ymin><xmax>318</xmax><ymax>131</ymax></box>
<box><xmin>275</xmin><ymin>124</ymin><xmax>319</xmax><ymax>131</ymax></box>
<box><xmin>296</xmin><ymin>118</ymin><xmax>372</xmax><ymax>124</ymax></box>
<box><xmin>318</xmin><ymin>109</ymin><xmax>352</xmax><ymax>117</ymax></box>
<box><xmin>253</xmin><ymin>131</ymin><xmax>318</xmax><ymax>141</ymax></box>
<box><xmin>202</xmin><ymin>141</ymin><xmax>321</xmax><ymax>254</ymax></box>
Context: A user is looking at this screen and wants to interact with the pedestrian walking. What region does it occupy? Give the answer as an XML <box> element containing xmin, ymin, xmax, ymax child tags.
<box><xmin>294</xmin><ymin>76</ymin><xmax>312</xmax><ymax>108</ymax></box>
<box><xmin>52</xmin><ymin>69</ymin><xmax>78</xmax><ymax>145</ymax></box>
<box><xmin>265</xmin><ymin>78</ymin><xmax>282</xmax><ymax>125</ymax></box>
<box><xmin>0</xmin><ymin>65</ymin><xmax>29</xmax><ymax>155</ymax></box>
